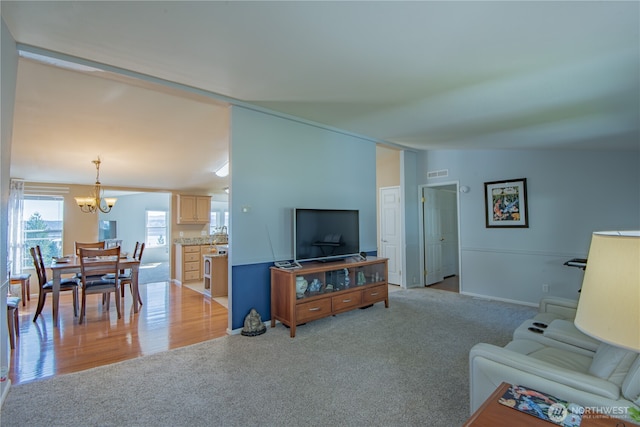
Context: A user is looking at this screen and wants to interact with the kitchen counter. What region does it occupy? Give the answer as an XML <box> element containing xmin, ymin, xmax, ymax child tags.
<box><xmin>202</xmin><ymin>252</ymin><xmax>227</xmax><ymax>258</ymax></box>
<box><xmin>174</xmin><ymin>243</ymin><xmax>226</xmax><ymax>283</ymax></box>
<box><xmin>174</xmin><ymin>237</ymin><xmax>228</xmax><ymax>246</ymax></box>
<box><xmin>203</xmin><ymin>253</ymin><xmax>228</xmax><ymax>297</ymax></box>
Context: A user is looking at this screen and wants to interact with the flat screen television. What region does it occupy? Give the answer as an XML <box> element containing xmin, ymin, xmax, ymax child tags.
<box><xmin>293</xmin><ymin>208</ymin><xmax>360</xmax><ymax>263</ymax></box>
<box><xmin>99</xmin><ymin>220</ymin><xmax>117</xmax><ymax>240</ymax></box>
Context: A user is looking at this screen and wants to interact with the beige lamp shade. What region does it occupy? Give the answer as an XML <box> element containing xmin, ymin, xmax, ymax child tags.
<box><xmin>574</xmin><ymin>231</ymin><xmax>640</xmax><ymax>352</ymax></box>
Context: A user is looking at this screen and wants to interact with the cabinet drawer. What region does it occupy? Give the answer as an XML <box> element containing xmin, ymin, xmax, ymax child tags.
<box><xmin>184</xmin><ymin>270</ymin><xmax>200</xmax><ymax>281</ymax></box>
<box><xmin>184</xmin><ymin>261</ymin><xmax>200</xmax><ymax>272</ymax></box>
<box><xmin>185</xmin><ymin>253</ymin><xmax>200</xmax><ymax>262</ymax></box>
<box><xmin>332</xmin><ymin>290</ymin><xmax>362</xmax><ymax>312</ymax></box>
<box><xmin>363</xmin><ymin>284</ymin><xmax>387</xmax><ymax>304</ymax></box>
<box><xmin>296</xmin><ymin>298</ymin><xmax>332</xmax><ymax>323</ymax></box>
<box><xmin>184</xmin><ymin>246</ymin><xmax>201</xmax><ymax>253</ymax></box>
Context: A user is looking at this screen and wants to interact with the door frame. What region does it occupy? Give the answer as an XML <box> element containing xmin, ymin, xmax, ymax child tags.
<box><xmin>418</xmin><ymin>181</ymin><xmax>463</xmax><ymax>291</ymax></box>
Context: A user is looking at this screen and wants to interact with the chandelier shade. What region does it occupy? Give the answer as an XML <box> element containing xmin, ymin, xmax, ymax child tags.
<box><xmin>74</xmin><ymin>157</ymin><xmax>117</xmax><ymax>213</ymax></box>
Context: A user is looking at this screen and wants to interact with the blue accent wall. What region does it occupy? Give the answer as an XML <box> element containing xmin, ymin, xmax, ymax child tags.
<box><xmin>231</xmin><ymin>263</ymin><xmax>272</xmax><ymax>328</ymax></box>
<box><xmin>228</xmin><ymin>106</ymin><xmax>379</xmax><ymax>330</ymax></box>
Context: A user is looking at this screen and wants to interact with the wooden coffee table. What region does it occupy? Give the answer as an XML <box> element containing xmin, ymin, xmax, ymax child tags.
<box><xmin>464</xmin><ymin>382</ymin><xmax>632</xmax><ymax>426</ymax></box>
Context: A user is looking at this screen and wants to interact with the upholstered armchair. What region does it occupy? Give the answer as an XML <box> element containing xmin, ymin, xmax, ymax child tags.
<box><xmin>513</xmin><ymin>296</ymin><xmax>601</xmax><ymax>356</ymax></box>
<box><xmin>469</xmin><ymin>339</ymin><xmax>640</xmax><ymax>422</ymax></box>
<box><xmin>534</xmin><ymin>296</ymin><xmax>579</xmax><ymax>323</ymax></box>
<box><xmin>471</xmin><ymin>233</ymin><xmax>640</xmax><ymax>423</ymax></box>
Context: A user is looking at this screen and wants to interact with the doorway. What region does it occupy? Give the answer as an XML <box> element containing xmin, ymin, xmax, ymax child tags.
<box><xmin>420</xmin><ymin>183</ymin><xmax>460</xmax><ymax>292</ymax></box>
<box><xmin>379</xmin><ymin>186</ymin><xmax>402</xmax><ymax>285</ymax></box>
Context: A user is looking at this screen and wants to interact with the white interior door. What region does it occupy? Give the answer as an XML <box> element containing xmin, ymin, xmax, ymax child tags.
<box><xmin>379</xmin><ymin>187</ymin><xmax>402</xmax><ymax>285</ymax></box>
<box><xmin>423</xmin><ymin>187</ymin><xmax>444</xmax><ymax>285</ymax></box>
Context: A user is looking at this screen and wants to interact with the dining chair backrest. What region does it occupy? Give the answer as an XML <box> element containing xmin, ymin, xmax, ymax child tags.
<box><xmin>30</xmin><ymin>246</ymin><xmax>48</xmax><ymax>286</ymax></box>
<box><xmin>134</xmin><ymin>242</ymin><xmax>145</xmax><ymax>261</ymax></box>
<box><xmin>78</xmin><ymin>247</ymin><xmax>121</xmax><ymax>285</ymax></box>
<box><xmin>75</xmin><ymin>241</ymin><xmax>106</xmax><ymax>256</ymax></box>
<box><xmin>131</xmin><ymin>242</ymin><xmax>140</xmax><ymax>259</ymax></box>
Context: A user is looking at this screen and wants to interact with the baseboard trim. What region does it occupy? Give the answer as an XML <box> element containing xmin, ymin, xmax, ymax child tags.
<box><xmin>0</xmin><ymin>380</ymin><xmax>11</xmax><ymax>408</ymax></box>
<box><xmin>227</xmin><ymin>319</ymin><xmax>276</xmax><ymax>336</ymax></box>
<box><xmin>460</xmin><ymin>291</ymin><xmax>538</xmax><ymax>308</ymax></box>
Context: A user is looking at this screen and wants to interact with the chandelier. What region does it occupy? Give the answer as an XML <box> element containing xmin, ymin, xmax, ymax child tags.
<box><xmin>74</xmin><ymin>157</ymin><xmax>117</xmax><ymax>213</ymax></box>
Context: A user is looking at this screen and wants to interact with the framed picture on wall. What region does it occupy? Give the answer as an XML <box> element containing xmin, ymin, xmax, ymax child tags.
<box><xmin>484</xmin><ymin>178</ymin><xmax>528</xmax><ymax>228</ymax></box>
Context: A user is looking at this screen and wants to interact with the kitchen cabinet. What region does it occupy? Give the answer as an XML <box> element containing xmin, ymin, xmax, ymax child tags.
<box><xmin>176</xmin><ymin>195</ymin><xmax>211</xmax><ymax>224</ymax></box>
<box><xmin>175</xmin><ymin>244</ymin><xmax>226</xmax><ymax>284</ymax></box>
<box><xmin>175</xmin><ymin>244</ymin><xmax>202</xmax><ymax>283</ymax></box>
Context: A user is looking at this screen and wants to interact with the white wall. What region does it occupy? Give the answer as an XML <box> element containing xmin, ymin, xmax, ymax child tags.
<box><xmin>99</xmin><ymin>192</ymin><xmax>171</xmax><ymax>263</ymax></box>
<box><xmin>401</xmin><ymin>150</ymin><xmax>421</xmax><ymax>288</ymax></box>
<box><xmin>1</xmin><ymin>17</ymin><xmax>19</xmax><ymax>405</ymax></box>
<box><xmin>414</xmin><ymin>149</ymin><xmax>640</xmax><ymax>305</ymax></box>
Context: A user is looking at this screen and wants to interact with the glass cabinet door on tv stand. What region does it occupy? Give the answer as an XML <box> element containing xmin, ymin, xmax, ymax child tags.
<box><xmin>270</xmin><ymin>256</ymin><xmax>389</xmax><ymax>337</ymax></box>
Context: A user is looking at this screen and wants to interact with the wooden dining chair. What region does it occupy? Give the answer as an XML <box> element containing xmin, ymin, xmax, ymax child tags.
<box><xmin>7</xmin><ymin>296</ymin><xmax>20</xmax><ymax>349</ymax></box>
<box><xmin>120</xmin><ymin>242</ymin><xmax>145</xmax><ymax>305</ymax></box>
<box><xmin>74</xmin><ymin>241</ymin><xmax>107</xmax><ymax>280</ymax></box>
<box><xmin>30</xmin><ymin>245</ymin><xmax>79</xmax><ymax>322</ymax></box>
<box><xmin>104</xmin><ymin>242</ymin><xmax>145</xmax><ymax>305</ymax></box>
<box><xmin>75</xmin><ymin>241</ymin><xmax>106</xmax><ymax>255</ymax></box>
<box><xmin>78</xmin><ymin>246</ymin><xmax>122</xmax><ymax>324</ymax></box>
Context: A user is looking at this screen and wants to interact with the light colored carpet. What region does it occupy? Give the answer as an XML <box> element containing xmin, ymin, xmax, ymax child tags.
<box><xmin>138</xmin><ymin>261</ymin><xmax>169</xmax><ymax>285</ymax></box>
<box><xmin>0</xmin><ymin>288</ymin><xmax>536</xmax><ymax>426</ymax></box>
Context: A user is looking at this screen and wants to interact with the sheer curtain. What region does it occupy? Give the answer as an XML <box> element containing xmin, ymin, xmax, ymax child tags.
<box><xmin>8</xmin><ymin>179</ymin><xmax>25</xmax><ymax>276</ymax></box>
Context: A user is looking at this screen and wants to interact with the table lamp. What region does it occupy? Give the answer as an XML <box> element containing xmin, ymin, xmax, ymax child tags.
<box><xmin>574</xmin><ymin>231</ymin><xmax>640</xmax><ymax>352</ymax></box>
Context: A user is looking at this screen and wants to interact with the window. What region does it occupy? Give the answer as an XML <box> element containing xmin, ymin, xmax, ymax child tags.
<box><xmin>210</xmin><ymin>212</ymin><xmax>219</xmax><ymax>234</ymax></box>
<box><xmin>209</xmin><ymin>201</ymin><xmax>229</xmax><ymax>234</ymax></box>
<box><xmin>209</xmin><ymin>211</ymin><xmax>229</xmax><ymax>234</ymax></box>
<box><xmin>146</xmin><ymin>210</ymin><xmax>167</xmax><ymax>248</ymax></box>
<box><xmin>23</xmin><ymin>195</ymin><xmax>64</xmax><ymax>269</ymax></box>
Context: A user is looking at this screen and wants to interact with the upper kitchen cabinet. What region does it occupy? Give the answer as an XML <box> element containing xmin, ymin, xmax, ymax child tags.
<box><xmin>176</xmin><ymin>194</ymin><xmax>212</xmax><ymax>224</ymax></box>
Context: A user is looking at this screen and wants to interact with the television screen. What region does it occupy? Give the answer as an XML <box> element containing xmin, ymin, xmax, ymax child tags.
<box><xmin>294</xmin><ymin>208</ymin><xmax>360</xmax><ymax>262</ymax></box>
<box><xmin>99</xmin><ymin>220</ymin><xmax>117</xmax><ymax>240</ymax></box>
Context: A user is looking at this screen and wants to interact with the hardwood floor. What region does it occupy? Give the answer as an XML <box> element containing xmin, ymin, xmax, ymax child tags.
<box><xmin>9</xmin><ymin>281</ymin><xmax>228</xmax><ymax>385</ymax></box>
<box><xmin>428</xmin><ymin>275</ymin><xmax>459</xmax><ymax>292</ymax></box>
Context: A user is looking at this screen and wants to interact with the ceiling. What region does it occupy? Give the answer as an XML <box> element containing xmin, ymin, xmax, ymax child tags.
<box><xmin>2</xmin><ymin>1</ymin><xmax>639</xmax><ymax>191</ymax></box>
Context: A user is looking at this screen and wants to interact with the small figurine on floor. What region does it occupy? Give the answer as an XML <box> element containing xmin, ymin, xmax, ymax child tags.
<box><xmin>241</xmin><ymin>308</ymin><xmax>267</xmax><ymax>336</ymax></box>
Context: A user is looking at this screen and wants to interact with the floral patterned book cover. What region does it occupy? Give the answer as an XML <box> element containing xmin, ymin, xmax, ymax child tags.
<box><xmin>498</xmin><ymin>384</ymin><xmax>583</xmax><ymax>426</ymax></box>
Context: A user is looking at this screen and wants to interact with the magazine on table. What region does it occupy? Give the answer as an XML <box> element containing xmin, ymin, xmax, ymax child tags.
<box><xmin>498</xmin><ymin>384</ymin><xmax>583</xmax><ymax>426</ymax></box>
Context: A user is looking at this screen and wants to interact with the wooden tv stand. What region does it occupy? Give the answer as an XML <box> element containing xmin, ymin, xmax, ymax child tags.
<box><xmin>270</xmin><ymin>256</ymin><xmax>389</xmax><ymax>337</ymax></box>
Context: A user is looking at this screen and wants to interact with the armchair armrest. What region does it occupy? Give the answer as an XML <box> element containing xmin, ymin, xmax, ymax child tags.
<box><xmin>470</xmin><ymin>343</ymin><xmax>620</xmax><ymax>400</ymax></box>
<box><xmin>538</xmin><ymin>297</ymin><xmax>578</xmax><ymax>320</ymax></box>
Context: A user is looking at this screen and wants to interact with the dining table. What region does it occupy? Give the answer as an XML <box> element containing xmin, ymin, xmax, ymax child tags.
<box><xmin>49</xmin><ymin>255</ymin><xmax>141</xmax><ymax>327</ymax></box>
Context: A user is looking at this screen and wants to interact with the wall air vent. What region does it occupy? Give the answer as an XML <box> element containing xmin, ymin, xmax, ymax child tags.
<box><xmin>427</xmin><ymin>169</ymin><xmax>449</xmax><ymax>179</ymax></box>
